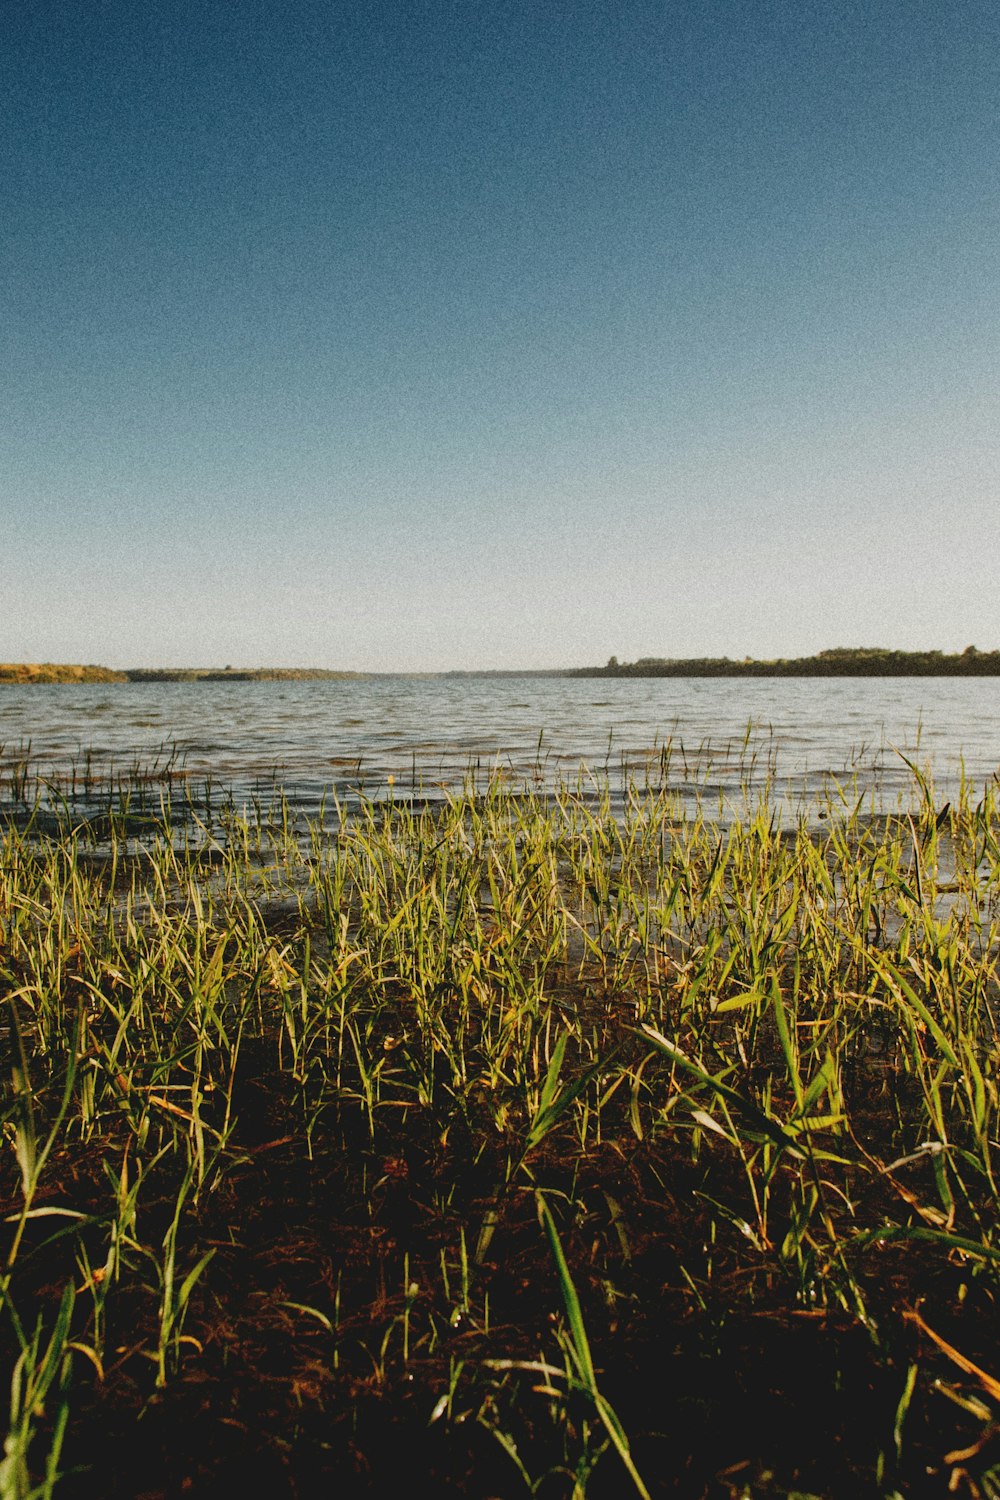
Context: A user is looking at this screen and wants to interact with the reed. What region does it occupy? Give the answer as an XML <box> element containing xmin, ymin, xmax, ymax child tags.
<box><xmin>2</xmin><ymin>759</ymin><xmax>1000</xmax><ymax>1494</ymax></box>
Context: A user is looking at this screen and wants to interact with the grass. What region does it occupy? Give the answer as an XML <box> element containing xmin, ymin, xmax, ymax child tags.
<box><xmin>2</xmin><ymin>750</ymin><xmax>1000</xmax><ymax>1496</ymax></box>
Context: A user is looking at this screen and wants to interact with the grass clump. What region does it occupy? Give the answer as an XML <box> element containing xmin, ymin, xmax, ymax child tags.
<box><xmin>2</xmin><ymin>768</ymin><xmax>1000</xmax><ymax>1496</ymax></box>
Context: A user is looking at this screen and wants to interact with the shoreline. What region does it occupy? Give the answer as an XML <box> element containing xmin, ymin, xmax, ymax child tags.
<box><xmin>0</xmin><ymin>664</ymin><xmax>366</xmax><ymax>684</ymax></box>
<box><xmin>4</xmin><ymin>646</ymin><xmax>1000</xmax><ymax>683</ymax></box>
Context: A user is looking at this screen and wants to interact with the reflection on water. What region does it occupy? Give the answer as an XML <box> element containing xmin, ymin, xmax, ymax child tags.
<box><xmin>1</xmin><ymin>675</ymin><xmax>998</xmax><ymax>826</ymax></box>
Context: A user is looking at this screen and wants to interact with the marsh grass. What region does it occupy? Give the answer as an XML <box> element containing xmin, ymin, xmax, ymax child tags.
<box><xmin>2</xmin><ymin>759</ymin><xmax>1000</xmax><ymax>1495</ymax></box>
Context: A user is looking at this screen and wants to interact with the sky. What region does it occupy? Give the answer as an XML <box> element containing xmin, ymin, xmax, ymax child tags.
<box><xmin>4</xmin><ymin>0</ymin><xmax>999</xmax><ymax>671</ymax></box>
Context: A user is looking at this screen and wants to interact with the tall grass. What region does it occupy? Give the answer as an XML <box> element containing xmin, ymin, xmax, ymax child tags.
<box><xmin>2</xmin><ymin>760</ymin><xmax>1000</xmax><ymax>1493</ymax></box>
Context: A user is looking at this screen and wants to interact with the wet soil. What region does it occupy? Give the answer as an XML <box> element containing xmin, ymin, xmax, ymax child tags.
<box><xmin>6</xmin><ymin>1044</ymin><xmax>1000</xmax><ymax>1500</ymax></box>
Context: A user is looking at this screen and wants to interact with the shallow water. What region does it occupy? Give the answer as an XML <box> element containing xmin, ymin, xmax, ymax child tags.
<box><xmin>1</xmin><ymin>675</ymin><xmax>998</xmax><ymax>824</ymax></box>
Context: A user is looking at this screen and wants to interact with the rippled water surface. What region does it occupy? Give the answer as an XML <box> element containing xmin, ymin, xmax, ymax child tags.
<box><xmin>2</xmin><ymin>676</ymin><xmax>999</xmax><ymax>822</ymax></box>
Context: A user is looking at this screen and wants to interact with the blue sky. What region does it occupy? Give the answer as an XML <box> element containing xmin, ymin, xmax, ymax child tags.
<box><xmin>4</xmin><ymin>0</ymin><xmax>999</xmax><ymax>670</ymax></box>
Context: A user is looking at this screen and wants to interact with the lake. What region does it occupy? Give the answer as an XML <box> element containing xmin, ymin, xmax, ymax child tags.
<box><xmin>1</xmin><ymin>675</ymin><xmax>998</xmax><ymax>825</ymax></box>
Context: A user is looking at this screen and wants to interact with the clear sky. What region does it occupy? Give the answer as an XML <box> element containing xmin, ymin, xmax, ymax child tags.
<box><xmin>4</xmin><ymin>0</ymin><xmax>999</xmax><ymax>671</ymax></box>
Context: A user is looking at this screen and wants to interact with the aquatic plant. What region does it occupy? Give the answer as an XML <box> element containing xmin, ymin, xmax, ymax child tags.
<box><xmin>2</xmin><ymin>761</ymin><xmax>1000</xmax><ymax>1494</ymax></box>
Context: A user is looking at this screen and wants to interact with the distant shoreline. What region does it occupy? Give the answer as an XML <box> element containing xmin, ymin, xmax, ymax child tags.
<box><xmin>571</xmin><ymin>647</ymin><xmax>1000</xmax><ymax>678</ymax></box>
<box><xmin>0</xmin><ymin>664</ymin><xmax>365</xmax><ymax>684</ymax></box>
<box><xmin>3</xmin><ymin>647</ymin><xmax>1000</xmax><ymax>683</ymax></box>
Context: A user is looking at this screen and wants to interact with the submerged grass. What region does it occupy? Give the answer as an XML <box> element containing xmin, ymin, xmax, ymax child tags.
<box><xmin>2</xmin><ymin>764</ymin><xmax>1000</xmax><ymax>1496</ymax></box>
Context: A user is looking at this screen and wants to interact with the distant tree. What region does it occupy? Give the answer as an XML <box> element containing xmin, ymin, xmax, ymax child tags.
<box><xmin>963</xmin><ymin>644</ymin><xmax>978</xmax><ymax>657</ymax></box>
<box><xmin>606</xmin><ymin>655</ymin><xmax>619</xmax><ymax>670</ymax></box>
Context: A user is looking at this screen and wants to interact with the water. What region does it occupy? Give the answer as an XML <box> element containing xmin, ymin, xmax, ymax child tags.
<box><xmin>1</xmin><ymin>675</ymin><xmax>998</xmax><ymax>826</ymax></box>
